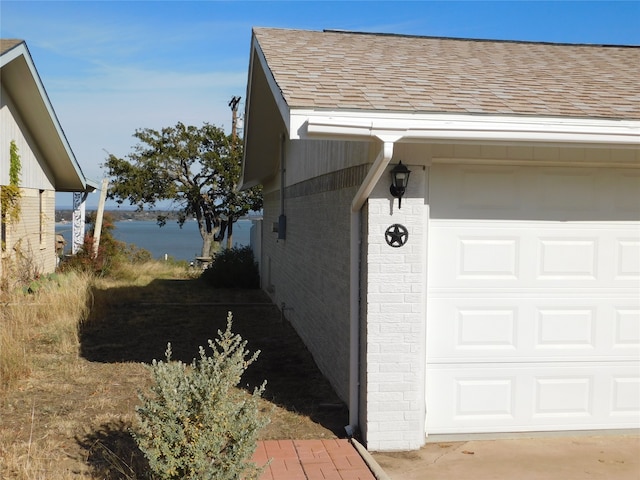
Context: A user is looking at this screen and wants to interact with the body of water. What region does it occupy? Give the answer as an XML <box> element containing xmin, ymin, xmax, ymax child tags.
<box><xmin>55</xmin><ymin>219</ymin><xmax>253</xmax><ymax>261</ymax></box>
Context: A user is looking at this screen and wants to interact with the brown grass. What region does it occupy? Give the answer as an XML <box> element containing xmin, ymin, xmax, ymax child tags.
<box><xmin>0</xmin><ymin>261</ymin><xmax>347</xmax><ymax>479</ymax></box>
<box><xmin>1</xmin><ymin>271</ymin><xmax>92</xmax><ymax>393</ymax></box>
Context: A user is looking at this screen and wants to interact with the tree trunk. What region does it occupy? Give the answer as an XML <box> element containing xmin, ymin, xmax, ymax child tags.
<box><xmin>201</xmin><ymin>232</ymin><xmax>214</xmax><ymax>258</ymax></box>
<box><xmin>215</xmin><ymin>219</ymin><xmax>227</xmax><ymax>243</ymax></box>
<box><xmin>197</xmin><ymin>214</ymin><xmax>220</xmax><ymax>258</ymax></box>
<box><xmin>226</xmin><ymin>220</ymin><xmax>234</xmax><ymax>249</ymax></box>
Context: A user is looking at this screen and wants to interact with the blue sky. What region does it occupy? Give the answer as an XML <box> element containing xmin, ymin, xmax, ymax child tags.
<box><xmin>2</xmin><ymin>1</ymin><xmax>639</xmax><ymax>208</ymax></box>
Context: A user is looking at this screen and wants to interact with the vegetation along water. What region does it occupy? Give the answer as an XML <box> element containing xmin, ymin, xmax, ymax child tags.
<box><xmin>55</xmin><ymin>218</ymin><xmax>254</xmax><ymax>261</ymax></box>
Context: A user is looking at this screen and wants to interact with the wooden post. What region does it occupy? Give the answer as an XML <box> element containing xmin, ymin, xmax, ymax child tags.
<box><xmin>92</xmin><ymin>178</ymin><xmax>109</xmax><ymax>258</ymax></box>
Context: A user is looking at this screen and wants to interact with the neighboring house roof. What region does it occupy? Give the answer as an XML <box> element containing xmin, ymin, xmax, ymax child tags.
<box><xmin>1</xmin><ymin>39</ymin><xmax>94</xmax><ymax>192</ymax></box>
<box><xmin>253</xmin><ymin>28</ymin><xmax>639</xmax><ymax>120</ymax></box>
<box><xmin>0</xmin><ymin>39</ymin><xmax>24</xmax><ymax>54</ymax></box>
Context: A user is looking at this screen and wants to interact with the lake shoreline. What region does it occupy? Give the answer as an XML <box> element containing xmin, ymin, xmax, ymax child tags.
<box><xmin>55</xmin><ymin>219</ymin><xmax>254</xmax><ymax>262</ymax></box>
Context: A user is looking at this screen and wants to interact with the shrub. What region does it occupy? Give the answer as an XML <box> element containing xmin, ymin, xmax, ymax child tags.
<box><xmin>133</xmin><ymin>313</ymin><xmax>269</xmax><ymax>480</ymax></box>
<box><xmin>201</xmin><ymin>246</ymin><xmax>259</xmax><ymax>288</ymax></box>
<box><xmin>59</xmin><ymin>212</ymin><xmax>152</xmax><ymax>276</ymax></box>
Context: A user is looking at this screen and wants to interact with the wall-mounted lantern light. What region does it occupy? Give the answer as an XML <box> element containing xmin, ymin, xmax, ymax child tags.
<box><xmin>389</xmin><ymin>161</ymin><xmax>411</xmax><ymax>209</ymax></box>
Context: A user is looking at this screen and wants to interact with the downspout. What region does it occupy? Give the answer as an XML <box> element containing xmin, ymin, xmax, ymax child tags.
<box><xmin>349</xmin><ymin>140</ymin><xmax>396</xmax><ymax>432</ymax></box>
<box><xmin>278</xmin><ymin>133</ymin><xmax>286</xmax><ymax>239</ymax></box>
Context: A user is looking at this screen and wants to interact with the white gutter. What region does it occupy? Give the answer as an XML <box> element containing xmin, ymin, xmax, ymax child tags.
<box><xmin>349</xmin><ymin>138</ymin><xmax>398</xmax><ymax>431</ymax></box>
<box><xmin>293</xmin><ymin>113</ymin><xmax>640</xmax><ymax>146</ymax></box>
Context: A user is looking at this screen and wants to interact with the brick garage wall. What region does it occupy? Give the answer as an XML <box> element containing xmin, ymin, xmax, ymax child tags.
<box><xmin>262</xmin><ymin>164</ymin><xmax>368</xmax><ymax>403</ymax></box>
<box><xmin>363</xmin><ymin>165</ymin><xmax>427</xmax><ymax>451</ymax></box>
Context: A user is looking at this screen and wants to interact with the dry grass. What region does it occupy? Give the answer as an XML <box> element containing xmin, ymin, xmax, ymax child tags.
<box><xmin>0</xmin><ymin>271</ymin><xmax>92</xmax><ymax>393</ymax></box>
<box><xmin>106</xmin><ymin>259</ymin><xmax>200</xmax><ymax>285</ymax></box>
<box><xmin>0</xmin><ymin>260</ymin><xmax>347</xmax><ymax>479</ymax></box>
<box><xmin>1</xmin><ymin>270</ymin><xmax>95</xmax><ymax>478</ymax></box>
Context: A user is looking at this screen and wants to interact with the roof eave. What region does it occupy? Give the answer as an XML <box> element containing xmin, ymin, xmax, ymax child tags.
<box><xmin>1</xmin><ymin>41</ymin><xmax>89</xmax><ymax>192</ymax></box>
<box><xmin>241</xmin><ymin>32</ymin><xmax>291</xmax><ymax>189</ymax></box>
<box><xmin>291</xmin><ymin>110</ymin><xmax>640</xmax><ymax>147</ymax></box>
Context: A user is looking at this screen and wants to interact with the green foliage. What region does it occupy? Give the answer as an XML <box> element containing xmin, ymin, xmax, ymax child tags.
<box><xmin>201</xmin><ymin>246</ymin><xmax>260</xmax><ymax>289</ymax></box>
<box><xmin>103</xmin><ymin>122</ymin><xmax>262</xmax><ymax>257</ymax></box>
<box><xmin>1</xmin><ymin>140</ymin><xmax>22</xmax><ymax>228</ymax></box>
<box><xmin>213</xmin><ymin>135</ymin><xmax>263</xmax><ymax>248</ymax></box>
<box><xmin>24</xmin><ymin>273</ymin><xmax>61</xmax><ymax>295</ymax></box>
<box><xmin>9</xmin><ymin>141</ymin><xmax>21</xmax><ymax>185</ymax></box>
<box><xmin>133</xmin><ymin>314</ymin><xmax>269</xmax><ymax>480</ymax></box>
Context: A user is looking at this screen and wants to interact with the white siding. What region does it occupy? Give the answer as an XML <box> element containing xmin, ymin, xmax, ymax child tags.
<box><xmin>2</xmin><ymin>188</ymin><xmax>56</xmax><ymax>275</ymax></box>
<box><xmin>1</xmin><ymin>84</ymin><xmax>58</xmax><ymax>276</ymax></box>
<box><xmin>0</xmin><ymin>84</ymin><xmax>55</xmax><ymax>190</ymax></box>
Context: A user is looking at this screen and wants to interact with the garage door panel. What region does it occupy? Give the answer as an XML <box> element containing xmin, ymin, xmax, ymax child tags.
<box><xmin>429</xmin><ymin>222</ymin><xmax>640</xmax><ymax>288</ymax></box>
<box><xmin>426</xmin><ymin>364</ymin><xmax>640</xmax><ymax>433</ymax></box>
<box><xmin>428</xmin><ymin>297</ymin><xmax>640</xmax><ymax>362</ymax></box>
<box><xmin>538</xmin><ymin>237</ymin><xmax>598</xmax><ymax>279</ymax></box>
<box><xmin>427</xmin><ymin>164</ymin><xmax>640</xmax><ymax>434</ymax></box>
<box><xmin>617</xmin><ymin>239</ymin><xmax>640</xmax><ymax>279</ymax></box>
<box><xmin>612</xmin><ymin>376</ymin><xmax>640</xmax><ymax>415</ymax></box>
<box><xmin>615</xmin><ymin>308</ymin><xmax>640</xmax><ymax>348</ymax></box>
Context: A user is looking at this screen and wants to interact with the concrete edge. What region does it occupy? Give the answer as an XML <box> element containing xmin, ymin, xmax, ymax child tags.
<box><xmin>425</xmin><ymin>428</ymin><xmax>640</xmax><ymax>443</ymax></box>
<box><xmin>350</xmin><ymin>438</ymin><xmax>392</xmax><ymax>480</ymax></box>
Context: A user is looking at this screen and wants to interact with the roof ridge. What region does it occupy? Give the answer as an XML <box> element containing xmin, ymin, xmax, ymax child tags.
<box><xmin>321</xmin><ymin>28</ymin><xmax>639</xmax><ymax>48</ymax></box>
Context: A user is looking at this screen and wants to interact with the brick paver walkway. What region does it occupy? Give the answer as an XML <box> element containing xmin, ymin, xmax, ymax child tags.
<box><xmin>252</xmin><ymin>439</ymin><xmax>376</xmax><ymax>480</ymax></box>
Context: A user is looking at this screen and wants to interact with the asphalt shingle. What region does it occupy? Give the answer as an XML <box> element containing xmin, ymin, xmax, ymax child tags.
<box><xmin>0</xmin><ymin>39</ymin><xmax>24</xmax><ymax>55</ymax></box>
<box><xmin>253</xmin><ymin>28</ymin><xmax>640</xmax><ymax>120</ymax></box>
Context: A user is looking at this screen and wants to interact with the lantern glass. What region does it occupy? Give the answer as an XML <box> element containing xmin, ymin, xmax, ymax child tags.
<box><xmin>390</xmin><ymin>161</ymin><xmax>411</xmax><ymax>192</ymax></box>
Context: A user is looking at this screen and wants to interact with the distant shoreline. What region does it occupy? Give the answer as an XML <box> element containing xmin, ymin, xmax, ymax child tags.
<box><xmin>54</xmin><ymin>209</ymin><xmax>262</xmax><ymax>223</ymax></box>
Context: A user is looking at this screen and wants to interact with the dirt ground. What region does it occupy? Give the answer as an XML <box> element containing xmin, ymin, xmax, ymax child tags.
<box><xmin>0</xmin><ymin>276</ymin><xmax>348</xmax><ymax>478</ymax></box>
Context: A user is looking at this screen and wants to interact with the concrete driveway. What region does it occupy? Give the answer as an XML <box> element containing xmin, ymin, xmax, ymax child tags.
<box><xmin>370</xmin><ymin>434</ymin><xmax>640</xmax><ymax>480</ymax></box>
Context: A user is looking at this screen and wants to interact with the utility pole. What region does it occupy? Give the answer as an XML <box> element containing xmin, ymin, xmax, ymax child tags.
<box><xmin>223</xmin><ymin>96</ymin><xmax>242</xmax><ymax>249</ymax></box>
<box><xmin>228</xmin><ymin>96</ymin><xmax>241</xmax><ymax>142</ymax></box>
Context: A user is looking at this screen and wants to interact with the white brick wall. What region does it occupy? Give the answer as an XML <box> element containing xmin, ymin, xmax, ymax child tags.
<box><xmin>260</xmin><ymin>146</ymin><xmax>429</xmax><ymax>451</ymax></box>
<box><xmin>363</xmin><ymin>165</ymin><xmax>427</xmax><ymax>451</ymax></box>
<box><xmin>262</xmin><ymin>183</ymin><xmax>359</xmax><ymax>403</ymax></box>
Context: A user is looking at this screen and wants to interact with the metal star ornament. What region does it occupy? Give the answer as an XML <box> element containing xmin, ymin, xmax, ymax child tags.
<box><xmin>385</xmin><ymin>224</ymin><xmax>409</xmax><ymax>247</ymax></box>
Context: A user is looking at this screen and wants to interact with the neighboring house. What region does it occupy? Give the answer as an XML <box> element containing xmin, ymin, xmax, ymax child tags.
<box><xmin>1</xmin><ymin>39</ymin><xmax>95</xmax><ymax>279</ymax></box>
<box><xmin>242</xmin><ymin>28</ymin><xmax>640</xmax><ymax>451</ymax></box>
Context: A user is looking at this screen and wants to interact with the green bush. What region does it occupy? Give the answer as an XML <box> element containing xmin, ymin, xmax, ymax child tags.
<box><xmin>133</xmin><ymin>314</ymin><xmax>269</xmax><ymax>480</ymax></box>
<box><xmin>201</xmin><ymin>246</ymin><xmax>259</xmax><ymax>289</ymax></box>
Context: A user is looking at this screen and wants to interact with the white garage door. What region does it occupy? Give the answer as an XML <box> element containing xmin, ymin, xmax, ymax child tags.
<box><xmin>426</xmin><ymin>164</ymin><xmax>640</xmax><ymax>434</ymax></box>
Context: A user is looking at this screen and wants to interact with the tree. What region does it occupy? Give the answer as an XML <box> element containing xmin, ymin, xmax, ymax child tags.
<box><xmin>104</xmin><ymin>122</ymin><xmax>262</xmax><ymax>257</ymax></box>
<box><xmin>214</xmin><ymin>134</ymin><xmax>262</xmax><ymax>249</ymax></box>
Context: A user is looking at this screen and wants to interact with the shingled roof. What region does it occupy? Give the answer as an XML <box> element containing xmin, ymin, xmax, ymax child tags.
<box><xmin>0</xmin><ymin>39</ymin><xmax>23</xmax><ymax>55</ymax></box>
<box><xmin>253</xmin><ymin>28</ymin><xmax>640</xmax><ymax>120</ymax></box>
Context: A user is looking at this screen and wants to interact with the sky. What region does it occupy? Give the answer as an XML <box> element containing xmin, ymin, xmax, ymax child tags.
<box><xmin>2</xmin><ymin>0</ymin><xmax>639</xmax><ymax>209</ymax></box>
